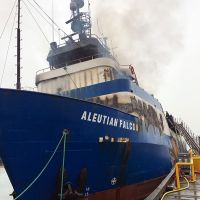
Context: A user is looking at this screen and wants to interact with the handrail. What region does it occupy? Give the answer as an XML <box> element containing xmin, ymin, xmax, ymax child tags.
<box><xmin>64</xmin><ymin>53</ymin><xmax>106</xmax><ymax>66</ymax></box>
<box><xmin>175</xmin><ymin>123</ymin><xmax>200</xmax><ymax>154</ymax></box>
<box><xmin>36</xmin><ymin>54</ymin><xmax>115</xmax><ymax>76</ymax></box>
<box><xmin>36</xmin><ymin>67</ymin><xmax>51</xmax><ymax>75</ymax></box>
<box><xmin>21</xmin><ymin>87</ymin><xmax>37</xmax><ymax>91</ymax></box>
<box><xmin>57</xmin><ymin>34</ymin><xmax>108</xmax><ymax>49</ymax></box>
<box><xmin>166</xmin><ymin>113</ymin><xmax>200</xmax><ymax>154</ymax></box>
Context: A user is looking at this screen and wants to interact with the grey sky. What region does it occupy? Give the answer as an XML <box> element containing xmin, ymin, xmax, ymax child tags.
<box><xmin>0</xmin><ymin>0</ymin><xmax>199</xmax><ymax>135</ymax></box>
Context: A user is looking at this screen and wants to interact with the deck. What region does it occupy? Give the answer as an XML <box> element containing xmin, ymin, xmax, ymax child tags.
<box><xmin>164</xmin><ymin>174</ymin><xmax>200</xmax><ymax>200</ymax></box>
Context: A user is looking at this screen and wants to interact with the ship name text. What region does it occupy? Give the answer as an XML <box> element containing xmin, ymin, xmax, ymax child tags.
<box><xmin>81</xmin><ymin>111</ymin><xmax>137</xmax><ymax>131</ymax></box>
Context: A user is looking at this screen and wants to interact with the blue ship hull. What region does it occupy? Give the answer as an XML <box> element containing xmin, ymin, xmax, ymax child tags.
<box><xmin>0</xmin><ymin>89</ymin><xmax>172</xmax><ymax>200</ymax></box>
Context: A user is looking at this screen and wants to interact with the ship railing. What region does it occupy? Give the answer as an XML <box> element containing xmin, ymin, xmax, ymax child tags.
<box><xmin>22</xmin><ymin>87</ymin><xmax>37</xmax><ymax>92</ymax></box>
<box><xmin>170</xmin><ymin>116</ymin><xmax>200</xmax><ymax>154</ymax></box>
<box><xmin>91</xmin><ymin>34</ymin><xmax>120</xmax><ymax>65</ymax></box>
<box><xmin>91</xmin><ymin>34</ymin><xmax>109</xmax><ymax>49</ymax></box>
<box><xmin>66</xmin><ymin>53</ymin><xmax>109</xmax><ymax>66</ymax></box>
<box><xmin>168</xmin><ymin>115</ymin><xmax>198</xmax><ymax>140</ymax></box>
<box><xmin>57</xmin><ymin>34</ymin><xmax>109</xmax><ymax>50</ymax></box>
<box><xmin>174</xmin><ymin>117</ymin><xmax>198</xmax><ymax>139</ymax></box>
<box><xmin>36</xmin><ymin>53</ymin><xmax>114</xmax><ymax>75</ymax></box>
<box><xmin>36</xmin><ymin>67</ymin><xmax>51</xmax><ymax>75</ymax></box>
<box><xmin>57</xmin><ymin>34</ymin><xmax>119</xmax><ymax>61</ymax></box>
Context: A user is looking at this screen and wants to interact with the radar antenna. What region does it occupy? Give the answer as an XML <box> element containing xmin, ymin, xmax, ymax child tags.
<box><xmin>66</xmin><ymin>0</ymin><xmax>91</xmax><ymax>40</ymax></box>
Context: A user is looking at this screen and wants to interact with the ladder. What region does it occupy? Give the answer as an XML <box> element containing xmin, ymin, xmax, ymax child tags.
<box><xmin>166</xmin><ymin>113</ymin><xmax>200</xmax><ymax>155</ymax></box>
<box><xmin>175</xmin><ymin>122</ymin><xmax>200</xmax><ymax>155</ymax></box>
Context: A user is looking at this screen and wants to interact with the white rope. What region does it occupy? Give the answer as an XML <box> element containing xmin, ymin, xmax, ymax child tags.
<box><xmin>14</xmin><ymin>133</ymin><xmax>65</xmax><ymax>200</ymax></box>
<box><xmin>59</xmin><ymin>132</ymin><xmax>67</xmax><ymax>200</ymax></box>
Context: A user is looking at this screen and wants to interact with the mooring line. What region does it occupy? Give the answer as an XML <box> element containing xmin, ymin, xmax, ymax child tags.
<box><xmin>14</xmin><ymin>133</ymin><xmax>65</xmax><ymax>200</ymax></box>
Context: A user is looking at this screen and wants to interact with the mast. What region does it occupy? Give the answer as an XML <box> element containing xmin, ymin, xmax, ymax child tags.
<box><xmin>16</xmin><ymin>0</ymin><xmax>21</xmax><ymax>90</ymax></box>
<box><xmin>67</xmin><ymin>0</ymin><xmax>91</xmax><ymax>40</ymax></box>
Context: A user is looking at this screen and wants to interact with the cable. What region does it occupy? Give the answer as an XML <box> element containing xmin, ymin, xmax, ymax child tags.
<box><xmin>64</xmin><ymin>68</ymin><xmax>79</xmax><ymax>98</ymax></box>
<box><xmin>0</xmin><ymin>0</ymin><xmax>17</xmax><ymax>40</ymax></box>
<box><xmin>52</xmin><ymin>0</ymin><xmax>55</xmax><ymax>42</ymax></box>
<box><xmin>64</xmin><ymin>67</ymin><xmax>78</xmax><ymax>89</ymax></box>
<box><xmin>0</xmin><ymin>6</ymin><xmax>18</xmax><ymax>87</ymax></box>
<box><xmin>161</xmin><ymin>177</ymin><xmax>190</xmax><ymax>200</ymax></box>
<box><xmin>59</xmin><ymin>132</ymin><xmax>67</xmax><ymax>200</ymax></box>
<box><xmin>30</xmin><ymin>0</ymin><xmax>79</xmax><ymax>45</ymax></box>
<box><xmin>25</xmin><ymin>0</ymin><xmax>60</xmax><ymax>35</ymax></box>
<box><xmin>22</xmin><ymin>0</ymin><xmax>50</xmax><ymax>44</ymax></box>
<box><xmin>69</xmin><ymin>75</ymin><xmax>78</xmax><ymax>90</ymax></box>
<box><xmin>31</xmin><ymin>0</ymin><xmax>67</xmax><ymax>36</ymax></box>
<box><xmin>14</xmin><ymin>133</ymin><xmax>65</xmax><ymax>200</ymax></box>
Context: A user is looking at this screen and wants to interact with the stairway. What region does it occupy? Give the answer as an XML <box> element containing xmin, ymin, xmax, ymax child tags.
<box><xmin>165</xmin><ymin>113</ymin><xmax>200</xmax><ymax>155</ymax></box>
<box><xmin>175</xmin><ymin>122</ymin><xmax>200</xmax><ymax>155</ymax></box>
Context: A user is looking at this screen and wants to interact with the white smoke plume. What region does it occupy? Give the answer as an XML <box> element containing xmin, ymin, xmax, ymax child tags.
<box><xmin>91</xmin><ymin>0</ymin><xmax>185</xmax><ymax>94</ymax></box>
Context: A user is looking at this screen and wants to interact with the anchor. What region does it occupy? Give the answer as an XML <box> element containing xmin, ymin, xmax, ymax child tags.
<box><xmin>54</xmin><ymin>168</ymin><xmax>88</xmax><ymax>200</ymax></box>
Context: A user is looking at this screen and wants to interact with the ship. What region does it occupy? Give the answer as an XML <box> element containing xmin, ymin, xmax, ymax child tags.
<box><xmin>0</xmin><ymin>0</ymin><xmax>187</xmax><ymax>200</ymax></box>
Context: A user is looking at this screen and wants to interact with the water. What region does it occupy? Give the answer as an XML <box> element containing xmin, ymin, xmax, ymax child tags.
<box><xmin>0</xmin><ymin>167</ymin><xmax>13</xmax><ymax>200</ymax></box>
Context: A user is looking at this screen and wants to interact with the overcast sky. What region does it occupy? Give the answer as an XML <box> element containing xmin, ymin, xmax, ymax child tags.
<box><xmin>0</xmin><ymin>0</ymin><xmax>199</xmax><ymax>135</ymax></box>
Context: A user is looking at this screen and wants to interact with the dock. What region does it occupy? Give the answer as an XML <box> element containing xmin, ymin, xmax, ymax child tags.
<box><xmin>165</xmin><ymin>174</ymin><xmax>200</xmax><ymax>200</ymax></box>
<box><xmin>145</xmin><ymin>150</ymin><xmax>200</xmax><ymax>200</ymax></box>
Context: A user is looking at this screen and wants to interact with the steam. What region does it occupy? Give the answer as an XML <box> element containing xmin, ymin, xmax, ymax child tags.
<box><xmin>91</xmin><ymin>0</ymin><xmax>185</xmax><ymax>94</ymax></box>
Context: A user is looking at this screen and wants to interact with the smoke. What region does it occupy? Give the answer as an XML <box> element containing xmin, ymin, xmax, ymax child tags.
<box><xmin>91</xmin><ymin>0</ymin><xmax>185</xmax><ymax>94</ymax></box>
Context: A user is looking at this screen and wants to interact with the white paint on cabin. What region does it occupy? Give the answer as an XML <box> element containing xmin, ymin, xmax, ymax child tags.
<box><xmin>36</xmin><ymin>57</ymin><xmax>119</xmax><ymax>94</ymax></box>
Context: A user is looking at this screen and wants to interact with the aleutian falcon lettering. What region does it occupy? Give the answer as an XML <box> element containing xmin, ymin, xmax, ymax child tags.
<box><xmin>81</xmin><ymin>111</ymin><xmax>136</xmax><ymax>131</ymax></box>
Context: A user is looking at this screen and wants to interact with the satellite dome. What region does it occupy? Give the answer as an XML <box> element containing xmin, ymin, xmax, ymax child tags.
<box><xmin>70</xmin><ymin>0</ymin><xmax>77</xmax><ymax>11</ymax></box>
<box><xmin>76</xmin><ymin>0</ymin><xmax>84</xmax><ymax>8</ymax></box>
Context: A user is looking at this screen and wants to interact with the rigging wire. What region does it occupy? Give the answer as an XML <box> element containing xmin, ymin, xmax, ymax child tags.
<box><xmin>69</xmin><ymin>75</ymin><xmax>80</xmax><ymax>99</ymax></box>
<box><xmin>31</xmin><ymin>0</ymin><xmax>67</xmax><ymax>36</ymax></box>
<box><xmin>97</xmin><ymin>19</ymin><xmax>104</xmax><ymax>38</ymax></box>
<box><xmin>60</xmin><ymin>64</ymin><xmax>85</xmax><ymax>99</ymax></box>
<box><xmin>59</xmin><ymin>131</ymin><xmax>67</xmax><ymax>200</ymax></box>
<box><xmin>25</xmin><ymin>0</ymin><xmax>60</xmax><ymax>35</ymax></box>
<box><xmin>26</xmin><ymin>0</ymin><xmax>82</xmax><ymax>97</ymax></box>
<box><xmin>0</xmin><ymin>0</ymin><xmax>17</xmax><ymax>40</ymax></box>
<box><xmin>0</xmin><ymin>5</ymin><xmax>18</xmax><ymax>87</ymax></box>
<box><xmin>13</xmin><ymin>133</ymin><xmax>66</xmax><ymax>200</ymax></box>
<box><xmin>64</xmin><ymin>68</ymin><xmax>80</xmax><ymax>98</ymax></box>
<box><xmin>30</xmin><ymin>0</ymin><xmax>79</xmax><ymax>45</ymax></box>
<box><xmin>22</xmin><ymin>0</ymin><xmax>50</xmax><ymax>44</ymax></box>
<box><xmin>52</xmin><ymin>0</ymin><xmax>55</xmax><ymax>42</ymax></box>
<box><xmin>88</xmin><ymin>0</ymin><xmax>91</xmax><ymax>36</ymax></box>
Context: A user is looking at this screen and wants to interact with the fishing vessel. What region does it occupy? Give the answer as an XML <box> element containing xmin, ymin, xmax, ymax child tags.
<box><xmin>0</xmin><ymin>0</ymin><xmax>186</xmax><ymax>200</ymax></box>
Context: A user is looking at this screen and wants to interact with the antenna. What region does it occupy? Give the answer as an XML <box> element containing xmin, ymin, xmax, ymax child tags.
<box><xmin>97</xmin><ymin>19</ymin><xmax>104</xmax><ymax>38</ymax></box>
<box><xmin>52</xmin><ymin>0</ymin><xmax>55</xmax><ymax>41</ymax></box>
<box><xmin>67</xmin><ymin>0</ymin><xmax>91</xmax><ymax>40</ymax></box>
<box><xmin>16</xmin><ymin>0</ymin><xmax>21</xmax><ymax>90</ymax></box>
<box><xmin>88</xmin><ymin>0</ymin><xmax>91</xmax><ymax>36</ymax></box>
